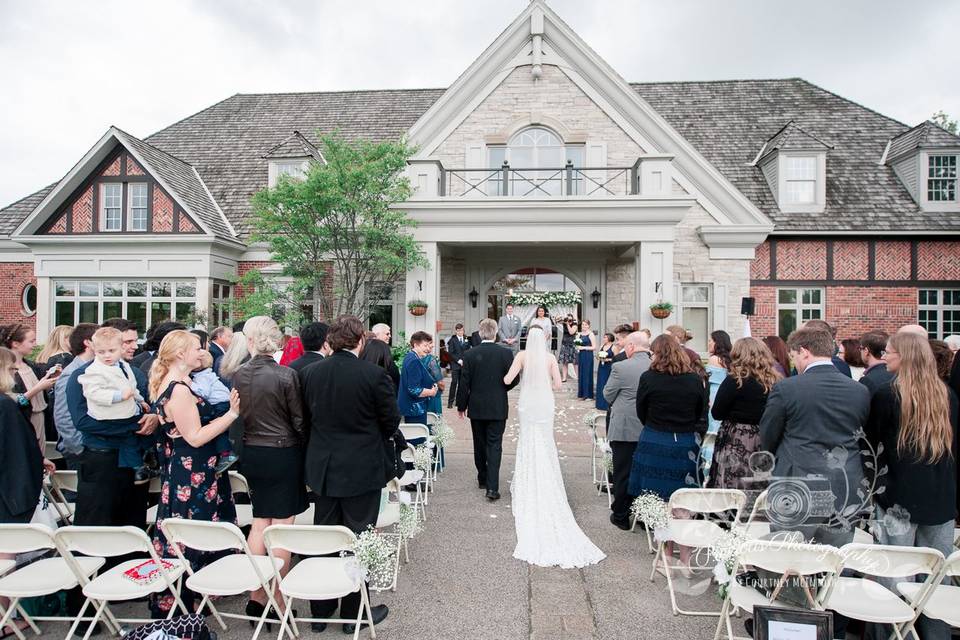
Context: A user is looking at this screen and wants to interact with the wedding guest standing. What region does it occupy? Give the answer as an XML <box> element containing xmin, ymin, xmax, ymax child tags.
<box><xmin>359</xmin><ymin>335</ymin><xmax>400</xmax><ymax>391</ymax></box>
<box><xmin>763</xmin><ymin>336</ymin><xmax>791</xmax><ymax>379</ymax></box>
<box><xmin>558</xmin><ymin>317</ymin><xmax>578</xmax><ymax>382</ymax></box>
<box><xmin>702</xmin><ymin>331</ymin><xmax>731</xmax><ymax>480</ymax></box>
<box><xmin>289</xmin><ymin>322</ymin><xmax>329</xmax><ymax>375</ymax></box>
<box><xmin>860</xmin><ymin>330</ymin><xmax>893</xmax><ymax>396</ymax></box>
<box><xmin>421</xmin><ymin>347</ymin><xmax>445</xmax><ymax>417</ymax></box>
<box><xmin>446</xmin><ymin>324</ymin><xmax>470</xmax><ymax>409</ymax></box>
<box><xmin>840</xmin><ymin>338</ymin><xmax>866</xmax><ymax>381</ymax></box>
<box><xmin>0</xmin><ymin>346</ymin><xmax>47</xmax><ymax>524</ymax></box>
<box><xmin>208</xmin><ymin>326</ymin><xmax>233</xmax><ymax>375</ymax></box>
<box><xmin>708</xmin><ymin>338</ymin><xmax>778</xmax><ymax>489</ymax></box>
<box><xmin>498</xmin><ymin>303</ymin><xmax>522</xmax><ymax>353</ymax></box>
<box><xmin>1</xmin><ymin>323</ymin><xmax>59</xmax><ymax>448</ymax></box>
<box><xmin>218</xmin><ymin>330</ymin><xmax>250</xmax><ymax>385</ymax></box>
<box><xmin>36</xmin><ymin>325</ymin><xmax>74</xmax><ymax>370</ymax></box>
<box><xmin>866</xmin><ymin>332</ymin><xmax>958</xmax><ymax>640</ymax></box>
<box><xmin>576</xmin><ymin>319</ymin><xmax>597</xmax><ymax>400</ymax></box>
<box><xmin>148</xmin><ymin>330</ymin><xmax>240</xmax><ymax>617</ymax></box>
<box><xmin>929</xmin><ymin>339</ymin><xmax>953</xmax><ymax>384</ymax></box>
<box><xmin>629</xmin><ymin>335</ymin><xmax>707</xmax><ymax>568</ymax></box>
<box><xmin>603</xmin><ymin>332</ymin><xmax>650</xmax><ymax>530</ymax></box>
<box><xmin>595</xmin><ymin>332</ymin><xmax>615</xmax><ymax>410</ymax></box>
<box><xmin>301</xmin><ymin>316</ymin><xmax>396</xmax><ymax>632</ymax></box>
<box><xmin>229</xmin><ymin>316</ymin><xmax>307</xmax><ymax>620</ymax></box>
<box><xmin>398</xmin><ymin>332</ymin><xmax>438</xmax><ymax>424</ymax></box>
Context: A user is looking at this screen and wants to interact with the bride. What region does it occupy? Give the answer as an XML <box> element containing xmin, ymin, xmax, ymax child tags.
<box><xmin>503</xmin><ymin>324</ymin><xmax>606</xmax><ymax>568</ymax></box>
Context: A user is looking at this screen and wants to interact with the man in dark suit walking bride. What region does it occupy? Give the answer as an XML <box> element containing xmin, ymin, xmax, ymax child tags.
<box><xmin>456</xmin><ymin>318</ymin><xmax>518</xmax><ymax>501</ymax></box>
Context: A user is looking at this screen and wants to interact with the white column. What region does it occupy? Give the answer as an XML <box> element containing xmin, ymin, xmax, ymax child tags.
<box><xmin>405</xmin><ymin>242</ymin><xmax>440</xmax><ymax>349</ymax></box>
<box><xmin>35</xmin><ymin>276</ymin><xmax>51</xmax><ymax>340</ymax></box>
<box><xmin>195</xmin><ymin>276</ymin><xmax>212</xmax><ymax>330</ymax></box>
<box><xmin>638</xmin><ymin>241</ymin><xmax>674</xmax><ymax>333</ymax></box>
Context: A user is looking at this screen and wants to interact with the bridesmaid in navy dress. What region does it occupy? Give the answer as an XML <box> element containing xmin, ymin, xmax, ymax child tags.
<box><xmin>594</xmin><ymin>333</ymin><xmax>615</xmax><ymax>410</ymax></box>
<box><xmin>576</xmin><ymin>319</ymin><xmax>597</xmax><ymax>400</ymax></box>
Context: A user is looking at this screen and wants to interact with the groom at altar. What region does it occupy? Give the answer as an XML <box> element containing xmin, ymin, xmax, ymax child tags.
<box><xmin>456</xmin><ymin>318</ymin><xmax>519</xmax><ymax>501</ymax></box>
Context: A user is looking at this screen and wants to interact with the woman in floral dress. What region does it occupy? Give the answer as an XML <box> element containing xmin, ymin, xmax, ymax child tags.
<box><xmin>148</xmin><ymin>330</ymin><xmax>241</xmax><ymax>617</ymax></box>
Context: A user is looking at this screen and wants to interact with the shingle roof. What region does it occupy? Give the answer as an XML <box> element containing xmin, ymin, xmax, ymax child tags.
<box><xmin>886</xmin><ymin>121</ymin><xmax>960</xmax><ymax>164</ymax></box>
<box><xmin>2</xmin><ymin>79</ymin><xmax>955</xmax><ymax>237</ymax></box>
<box><xmin>262</xmin><ymin>131</ymin><xmax>325</xmax><ymax>163</ymax></box>
<box><xmin>755</xmin><ymin>120</ymin><xmax>832</xmax><ymax>164</ymax></box>
<box><xmin>113</xmin><ymin>128</ymin><xmax>236</xmax><ymax>238</ymax></box>
<box><xmin>0</xmin><ymin>184</ymin><xmax>54</xmax><ymax>235</ymax></box>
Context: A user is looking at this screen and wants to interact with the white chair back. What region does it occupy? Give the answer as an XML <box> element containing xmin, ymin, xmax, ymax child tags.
<box><xmin>839</xmin><ymin>543</ymin><xmax>943</xmax><ymax>578</ymax></box>
<box><xmin>738</xmin><ymin>538</ymin><xmax>843</xmax><ymax>577</ymax></box>
<box><xmin>741</xmin><ymin>489</ymin><xmax>769</xmax><ymax>525</ymax></box>
<box><xmin>227</xmin><ymin>471</ymin><xmax>250</xmax><ymax>495</ymax></box>
<box><xmin>160</xmin><ymin>519</ymin><xmax>248</xmax><ymax>553</ymax></box>
<box><xmin>400</xmin><ymin>424</ymin><xmax>430</xmax><ymax>441</ymax></box>
<box><xmin>53</xmin><ymin>525</ymin><xmax>153</xmax><ymax>558</ymax></box>
<box><xmin>263</xmin><ymin>525</ymin><xmax>356</xmax><ymax>557</ymax></box>
<box><xmin>425</xmin><ymin>412</ymin><xmax>440</xmax><ymax>427</ymax></box>
<box><xmin>942</xmin><ymin>549</ymin><xmax>960</xmax><ymax>577</ymax></box>
<box><xmin>50</xmin><ymin>470</ymin><xmax>78</xmax><ymax>494</ymax></box>
<box><xmin>0</xmin><ymin>523</ymin><xmax>56</xmax><ymax>554</ymax></box>
<box><xmin>44</xmin><ymin>440</ymin><xmax>63</xmax><ymax>460</ymax></box>
<box><xmin>670</xmin><ymin>488</ymin><xmax>747</xmax><ymax>520</ymax></box>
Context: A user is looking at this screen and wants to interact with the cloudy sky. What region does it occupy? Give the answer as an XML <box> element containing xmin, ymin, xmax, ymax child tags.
<box><xmin>1</xmin><ymin>0</ymin><xmax>956</xmax><ymax>207</ymax></box>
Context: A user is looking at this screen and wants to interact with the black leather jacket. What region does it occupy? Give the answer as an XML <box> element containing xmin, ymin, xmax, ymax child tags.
<box><xmin>230</xmin><ymin>355</ymin><xmax>305</xmax><ymax>448</ymax></box>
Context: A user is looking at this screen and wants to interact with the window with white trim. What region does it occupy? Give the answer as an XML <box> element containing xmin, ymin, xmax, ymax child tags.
<box><xmin>918</xmin><ymin>289</ymin><xmax>960</xmax><ymax>339</ymax></box>
<box><xmin>678</xmin><ymin>284</ymin><xmax>712</xmax><ymax>353</ymax></box>
<box><xmin>268</xmin><ymin>159</ymin><xmax>309</xmax><ymax>187</ymax></box>
<box><xmin>53</xmin><ymin>280</ymin><xmax>197</xmax><ymax>336</ymax></box>
<box><xmin>486</xmin><ymin>127</ymin><xmax>585</xmax><ymax>196</ymax></box>
<box><xmin>928</xmin><ymin>155</ymin><xmax>958</xmax><ymax>202</ymax></box>
<box><xmin>777</xmin><ymin>288</ymin><xmax>823</xmax><ymax>340</ymax></box>
<box><xmin>783</xmin><ymin>156</ymin><xmax>817</xmax><ymax>205</ymax></box>
<box><xmin>101</xmin><ymin>184</ymin><xmax>122</xmax><ymax>231</ymax></box>
<box><xmin>128</xmin><ymin>183</ymin><xmax>148</xmax><ymax>231</ymax></box>
<box><xmin>211</xmin><ymin>282</ymin><xmax>233</xmax><ymax>327</ymax></box>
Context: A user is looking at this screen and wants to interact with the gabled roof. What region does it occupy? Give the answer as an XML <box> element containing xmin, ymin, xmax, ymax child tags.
<box><xmin>262</xmin><ymin>130</ymin><xmax>325</xmax><ymax>163</ymax></box>
<box><xmin>753</xmin><ymin>120</ymin><xmax>833</xmax><ymax>165</ymax></box>
<box><xmin>886</xmin><ymin>121</ymin><xmax>960</xmax><ymax>164</ymax></box>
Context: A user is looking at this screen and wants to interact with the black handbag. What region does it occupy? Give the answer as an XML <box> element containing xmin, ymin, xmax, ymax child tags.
<box><xmin>384</xmin><ymin>430</ymin><xmax>408</xmax><ymax>482</ymax></box>
<box><xmin>123</xmin><ymin>614</ymin><xmax>212</xmax><ymax>640</ymax></box>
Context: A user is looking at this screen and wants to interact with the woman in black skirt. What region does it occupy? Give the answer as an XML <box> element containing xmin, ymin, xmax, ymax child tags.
<box><xmin>230</xmin><ymin>315</ymin><xmax>307</xmax><ymax>620</ymax></box>
<box><xmin>708</xmin><ymin>337</ymin><xmax>779</xmax><ymax>489</ymax></box>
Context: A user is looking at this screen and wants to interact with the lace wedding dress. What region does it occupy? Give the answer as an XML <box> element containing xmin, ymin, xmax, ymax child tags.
<box><xmin>509</xmin><ymin>327</ymin><xmax>606</xmax><ymax>569</ymax></box>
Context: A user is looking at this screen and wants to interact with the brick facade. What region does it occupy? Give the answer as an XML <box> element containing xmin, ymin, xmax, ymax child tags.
<box><xmin>875</xmin><ymin>241</ymin><xmax>911</xmax><ymax>280</ymax></box>
<box><xmin>0</xmin><ymin>263</ymin><xmax>37</xmax><ymax>328</ymax></box>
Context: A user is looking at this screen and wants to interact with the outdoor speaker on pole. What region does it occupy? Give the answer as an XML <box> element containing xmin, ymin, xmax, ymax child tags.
<box><xmin>740</xmin><ymin>297</ymin><xmax>756</xmax><ymax>316</ymax></box>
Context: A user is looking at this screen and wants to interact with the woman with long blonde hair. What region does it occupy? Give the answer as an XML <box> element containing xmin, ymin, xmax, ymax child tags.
<box><xmin>218</xmin><ymin>329</ymin><xmax>249</xmax><ymax>383</ymax></box>
<box><xmin>35</xmin><ymin>325</ymin><xmax>73</xmax><ymax>366</ymax></box>
<box><xmin>867</xmin><ymin>332</ymin><xmax>957</xmax><ymax>639</ymax></box>
<box><xmin>146</xmin><ymin>330</ymin><xmax>241</xmax><ymax>618</ymax></box>
<box><xmin>708</xmin><ymin>337</ymin><xmax>779</xmax><ymax>489</ymax></box>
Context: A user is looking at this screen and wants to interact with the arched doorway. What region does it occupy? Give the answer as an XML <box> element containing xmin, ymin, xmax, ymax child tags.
<box><xmin>486</xmin><ymin>267</ymin><xmax>583</xmax><ymax>349</ymax></box>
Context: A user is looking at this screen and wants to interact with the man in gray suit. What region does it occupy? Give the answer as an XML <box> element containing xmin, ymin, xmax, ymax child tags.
<box><xmin>602</xmin><ymin>331</ymin><xmax>651</xmax><ymax>530</ymax></box>
<box><xmin>497</xmin><ymin>303</ymin><xmax>523</xmax><ymax>353</ymax></box>
<box><xmin>759</xmin><ymin>325</ymin><xmax>870</xmax><ymax>547</ymax></box>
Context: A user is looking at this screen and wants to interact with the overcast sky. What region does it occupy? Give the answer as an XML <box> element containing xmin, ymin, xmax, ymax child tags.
<box><xmin>1</xmin><ymin>0</ymin><xmax>957</xmax><ymax>207</ymax></box>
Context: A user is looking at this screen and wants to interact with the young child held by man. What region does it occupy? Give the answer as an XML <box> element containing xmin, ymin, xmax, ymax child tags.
<box><xmin>191</xmin><ymin>350</ymin><xmax>238</xmax><ymax>473</ymax></box>
<box><xmin>77</xmin><ymin>327</ymin><xmax>156</xmax><ymax>480</ymax></box>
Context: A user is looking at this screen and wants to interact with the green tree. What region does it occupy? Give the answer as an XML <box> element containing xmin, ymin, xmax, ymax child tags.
<box><xmin>248</xmin><ymin>134</ymin><xmax>427</xmax><ymax>321</ymax></box>
<box><xmin>932</xmin><ymin>110</ymin><xmax>958</xmax><ymax>135</ymax></box>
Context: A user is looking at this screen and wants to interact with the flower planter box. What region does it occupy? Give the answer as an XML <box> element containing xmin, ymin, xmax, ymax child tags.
<box><xmin>409</xmin><ymin>306</ymin><xmax>428</xmax><ymax>316</ymax></box>
<box><xmin>650</xmin><ymin>308</ymin><xmax>672</xmax><ymax>320</ymax></box>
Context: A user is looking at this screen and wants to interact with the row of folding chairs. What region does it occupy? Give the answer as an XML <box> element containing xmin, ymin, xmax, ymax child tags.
<box><xmin>0</xmin><ymin>521</ymin><xmax>391</xmax><ymax>640</ymax></box>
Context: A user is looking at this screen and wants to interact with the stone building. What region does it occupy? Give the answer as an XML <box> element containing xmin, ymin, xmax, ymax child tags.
<box><xmin>1</xmin><ymin>1</ymin><xmax>959</xmax><ymax>351</ymax></box>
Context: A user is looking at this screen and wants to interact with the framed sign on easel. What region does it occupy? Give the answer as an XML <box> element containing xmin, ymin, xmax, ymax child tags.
<box><xmin>754</xmin><ymin>605</ymin><xmax>832</xmax><ymax>640</ymax></box>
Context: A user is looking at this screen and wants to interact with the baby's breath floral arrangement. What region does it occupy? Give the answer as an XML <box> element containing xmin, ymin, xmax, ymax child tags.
<box><xmin>413</xmin><ymin>444</ymin><xmax>433</xmax><ymax>473</ymax></box>
<box><xmin>630</xmin><ymin>492</ymin><xmax>670</xmax><ymax>532</ymax></box>
<box><xmin>396</xmin><ymin>502</ymin><xmax>422</xmax><ymax>539</ymax></box>
<box><xmin>709</xmin><ymin>528</ymin><xmax>748</xmax><ymax>600</ymax></box>
<box><xmin>346</xmin><ymin>526</ymin><xmax>395</xmax><ymax>590</ymax></box>
<box><xmin>430</xmin><ymin>421</ymin><xmax>455</xmax><ymax>449</ymax></box>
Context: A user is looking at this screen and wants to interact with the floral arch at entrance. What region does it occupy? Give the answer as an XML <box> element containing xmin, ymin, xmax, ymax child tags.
<box><xmin>485</xmin><ymin>267</ymin><xmax>584</xmax><ymax>326</ymax></box>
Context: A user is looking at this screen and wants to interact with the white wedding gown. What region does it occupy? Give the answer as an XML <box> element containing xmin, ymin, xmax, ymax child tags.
<box><xmin>510</xmin><ymin>328</ymin><xmax>606</xmax><ymax>569</ymax></box>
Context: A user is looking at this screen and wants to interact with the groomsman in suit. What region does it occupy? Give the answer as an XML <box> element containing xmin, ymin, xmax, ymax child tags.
<box><xmin>446</xmin><ymin>323</ymin><xmax>470</xmax><ymax>409</ymax></box>
<box><xmin>456</xmin><ymin>318</ymin><xmax>519</xmax><ymax>500</ymax></box>
<box><xmin>602</xmin><ymin>331</ymin><xmax>650</xmax><ymax>530</ymax></box>
<box><xmin>289</xmin><ymin>322</ymin><xmax>329</xmax><ymax>375</ymax></box>
<box><xmin>208</xmin><ymin>326</ymin><xmax>233</xmax><ymax>374</ymax></box>
<box><xmin>498</xmin><ymin>303</ymin><xmax>522</xmax><ymax>353</ymax></box>
<box><xmin>301</xmin><ymin>316</ymin><xmax>397</xmax><ymax>632</ymax></box>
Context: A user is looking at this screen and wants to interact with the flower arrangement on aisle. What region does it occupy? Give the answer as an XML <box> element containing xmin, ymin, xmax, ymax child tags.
<box><xmin>430</xmin><ymin>420</ymin><xmax>455</xmax><ymax>449</ymax></box>
<box><xmin>583</xmin><ymin>412</ymin><xmax>602</xmax><ymax>427</ymax></box>
<box><xmin>413</xmin><ymin>444</ymin><xmax>433</xmax><ymax>473</ymax></box>
<box><xmin>602</xmin><ymin>449</ymin><xmax>614</xmax><ymax>475</ymax></box>
<box><xmin>347</xmin><ymin>526</ymin><xmax>396</xmax><ymax>590</ymax></box>
<box><xmin>708</xmin><ymin>527</ymin><xmax>748</xmax><ymax>600</ymax></box>
<box><xmin>396</xmin><ymin>501</ymin><xmax>422</xmax><ymax>539</ymax></box>
<box><xmin>630</xmin><ymin>492</ymin><xmax>670</xmax><ymax>533</ymax></box>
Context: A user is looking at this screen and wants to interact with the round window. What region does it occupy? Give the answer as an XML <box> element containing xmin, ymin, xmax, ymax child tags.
<box><xmin>22</xmin><ymin>284</ymin><xmax>37</xmax><ymax>316</ymax></box>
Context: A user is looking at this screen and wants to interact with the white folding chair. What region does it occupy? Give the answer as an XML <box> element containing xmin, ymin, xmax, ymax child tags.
<box><xmin>228</xmin><ymin>471</ymin><xmax>254</xmax><ymax>528</ymax></box>
<box><xmin>0</xmin><ymin>524</ymin><xmax>105</xmax><ymax>640</ymax></box>
<box><xmin>652</xmin><ymin>488</ymin><xmax>747</xmax><ymax>617</ymax></box>
<box><xmin>425</xmin><ymin>412</ymin><xmax>443</xmax><ymax>479</ymax></box>
<box><xmin>160</xmin><ymin>519</ymin><xmax>288</xmax><ymax>639</ymax></box>
<box><xmin>45</xmin><ymin>441</ymin><xmax>63</xmax><ymax>461</ymax></box>
<box><xmin>714</xmin><ymin>537</ymin><xmax>843</xmax><ymax>640</ymax></box>
<box><xmin>899</xmin><ymin>549</ymin><xmax>960</xmax><ymax>632</ymax></box>
<box><xmin>54</xmin><ymin>526</ymin><xmax>188</xmax><ymax>640</ymax></box>
<box><xmin>44</xmin><ymin>470</ymin><xmax>78</xmax><ymax>525</ymax></box>
<box><xmin>822</xmin><ymin>543</ymin><xmax>943</xmax><ymax>640</ymax></box>
<box><xmin>263</xmin><ymin>525</ymin><xmax>377</xmax><ymax>640</ymax></box>
<box><xmin>399</xmin><ymin>424</ymin><xmax>434</xmax><ymax>494</ymax></box>
<box><xmin>373</xmin><ymin>479</ymin><xmax>405</xmax><ymax>592</ymax></box>
<box><xmin>398</xmin><ymin>445</ymin><xmax>428</xmax><ymax>520</ymax></box>
<box><xmin>596</xmin><ymin>441</ymin><xmax>612</xmax><ymax>507</ymax></box>
<box><xmin>589</xmin><ymin>414</ymin><xmax>606</xmax><ymax>485</ymax></box>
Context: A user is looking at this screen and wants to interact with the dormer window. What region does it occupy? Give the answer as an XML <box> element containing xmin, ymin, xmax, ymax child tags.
<box><xmin>783</xmin><ymin>156</ymin><xmax>817</xmax><ymax>205</ymax></box>
<box><xmin>268</xmin><ymin>159</ymin><xmax>309</xmax><ymax>187</ymax></box>
<box><xmin>101</xmin><ymin>184</ymin><xmax>122</xmax><ymax>231</ymax></box>
<box><xmin>928</xmin><ymin>154</ymin><xmax>958</xmax><ymax>202</ymax></box>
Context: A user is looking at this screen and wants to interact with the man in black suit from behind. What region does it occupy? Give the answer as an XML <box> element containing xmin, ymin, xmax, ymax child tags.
<box><xmin>300</xmin><ymin>315</ymin><xmax>398</xmax><ymax>633</ymax></box>
<box><xmin>445</xmin><ymin>323</ymin><xmax>470</xmax><ymax>409</ymax></box>
<box><xmin>456</xmin><ymin>318</ymin><xmax>519</xmax><ymax>500</ymax></box>
<box><xmin>289</xmin><ymin>321</ymin><xmax>329</xmax><ymax>375</ymax></box>
<box><xmin>858</xmin><ymin>330</ymin><xmax>893</xmax><ymax>397</ymax></box>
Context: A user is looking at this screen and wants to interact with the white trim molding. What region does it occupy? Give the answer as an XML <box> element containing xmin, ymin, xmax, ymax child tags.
<box><xmin>697</xmin><ymin>224</ymin><xmax>773</xmax><ymax>259</ymax></box>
